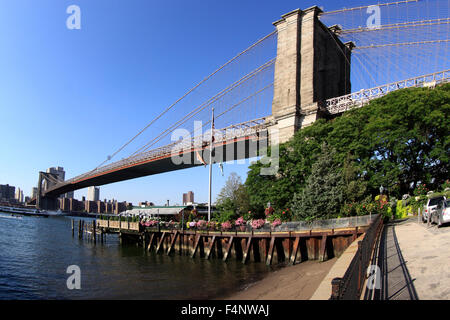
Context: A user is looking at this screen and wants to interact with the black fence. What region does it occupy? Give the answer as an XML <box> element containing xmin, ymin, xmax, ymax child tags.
<box><xmin>330</xmin><ymin>214</ymin><xmax>384</xmax><ymax>300</ymax></box>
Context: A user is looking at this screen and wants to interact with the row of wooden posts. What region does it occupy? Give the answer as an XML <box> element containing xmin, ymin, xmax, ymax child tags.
<box><xmin>71</xmin><ymin>219</ymin><xmax>105</xmax><ymax>243</ymax></box>
<box><xmin>120</xmin><ymin>228</ymin><xmax>361</xmax><ymax>265</ymax></box>
<box><xmin>72</xmin><ymin>218</ymin><xmax>365</xmax><ymax>265</ymax></box>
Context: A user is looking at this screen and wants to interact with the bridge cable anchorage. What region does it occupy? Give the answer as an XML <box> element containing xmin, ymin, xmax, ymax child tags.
<box><xmin>91</xmin><ymin>31</ymin><xmax>276</xmax><ymax>171</ymax></box>
<box><xmin>128</xmin><ymin>59</ymin><xmax>275</xmax><ymax>158</ymax></box>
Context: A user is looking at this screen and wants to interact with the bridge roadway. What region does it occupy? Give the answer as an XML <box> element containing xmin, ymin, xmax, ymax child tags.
<box><xmin>44</xmin><ymin>118</ymin><xmax>269</xmax><ymax>197</ymax></box>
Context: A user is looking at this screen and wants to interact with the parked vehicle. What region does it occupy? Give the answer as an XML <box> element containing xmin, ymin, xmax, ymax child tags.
<box><xmin>431</xmin><ymin>199</ymin><xmax>450</xmax><ymax>227</ymax></box>
<box><xmin>423</xmin><ymin>196</ymin><xmax>446</xmax><ymax>223</ymax></box>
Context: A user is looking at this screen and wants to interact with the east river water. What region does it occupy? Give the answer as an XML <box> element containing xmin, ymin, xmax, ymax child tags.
<box><xmin>0</xmin><ymin>212</ymin><xmax>274</xmax><ymax>299</ymax></box>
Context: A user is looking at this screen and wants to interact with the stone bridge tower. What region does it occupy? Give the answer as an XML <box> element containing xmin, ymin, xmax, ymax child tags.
<box><xmin>268</xmin><ymin>6</ymin><xmax>353</xmax><ymax>143</ymax></box>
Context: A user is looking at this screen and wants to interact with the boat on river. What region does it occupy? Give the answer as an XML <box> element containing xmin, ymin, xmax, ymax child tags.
<box><xmin>0</xmin><ymin>206</ymin><xmax>50</xmax><ymax>217</ymax></box>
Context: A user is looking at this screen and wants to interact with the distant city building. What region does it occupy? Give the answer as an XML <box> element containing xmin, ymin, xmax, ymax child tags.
<box><xmin>15</xmin><ymin>188</ymin><xmax>24</xmax><ymax>203</ymax></box>
<box><xmin>87</xmin><ymin>186</ymin><xmax>100</xmax><ymax>201</ymax></box>
<box><xmin>182</xmin><ymin>191</ymin><xmax>194</xmax><ymax>205</ymax></box>
<box><xmin>65</xmin><ymin>191</ymin><xmax>74</xmax><ymax>199</ymax></box>
<box><xmin>139</xmin><ymin>201</ymin><xmax>154</xmax><ymax>207</ymax></box>
<box><xmin>31</xmin><ymin>187</ymin><xmax>38</xmax><ymax>199</ymax></box>
<box><xmin>0</xmin><ymin>184</ymin><xmax>15</xmax><ymax>201</ymax></box>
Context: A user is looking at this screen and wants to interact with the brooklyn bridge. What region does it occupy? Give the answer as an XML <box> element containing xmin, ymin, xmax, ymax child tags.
<box><xmin>33</xmin><ymin>1</ymin><xmax>449</xmax><ymax>209</ymax></box>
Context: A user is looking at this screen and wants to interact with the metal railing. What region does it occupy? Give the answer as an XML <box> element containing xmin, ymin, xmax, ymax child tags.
<box><xmin>330</xmin><ymin>214</ymin><xmax>384</xmax><ymax>300</ymax></box>
<box><xmin>325</xmin><ymin>69</ymin><xmax>450</xmax><ymax>114</ymax></box>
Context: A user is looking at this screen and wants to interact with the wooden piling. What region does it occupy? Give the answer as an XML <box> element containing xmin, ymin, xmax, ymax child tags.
<box><xmin>156</xmin><ymin>232</ymin><xmax>167</xmax><ymax>253</ymax></box>
<box><xmin>290</xmin><ymin>237</ymin><xmax>300</xmax><ymax>265</ymax></box>
<box><xmin>167</xmin><ymin>231</ymin><xmax>178</xmax><ymax>255</ymax></box>
<box><xmin>223</xmin><ymin>236</ymin><xmax>234</xmax><ymax>261</ymax></box>
<box><xmin>191</xmin><ymin>234</ymin><xmax>201</xmax><ymax>258</ymax></box>
<box><xmin>205</xmin><ymin>236</ymin><xmax>216</xmax><ymax>260</ymax></box>
<box><xmin>266</xmin><ymin>236</ymin><xmax>275</xmax><ymax>265</ymax></box>
<box><xmin>71</xmin><ymin>219</ymin><xmax>74</xmax><ymax>237</ymax></box>
<box><xmin>93</xmin><ymin>220</ymin><xmax>96</xmax><ymax>244</ymax></box>
<box><xmin>242</xmin><ymin>236</ymin><xmax>252</xmax><ymax>264</ymax></box>
<box><xmin>319</xmin><ymin>235</ymin><xmax>327</xmax><ymax>262</ymax></box>
<box><xmin>147</xmin><ymin>233</ymin><xmax>155</xmax><ymax>252</ymax></box>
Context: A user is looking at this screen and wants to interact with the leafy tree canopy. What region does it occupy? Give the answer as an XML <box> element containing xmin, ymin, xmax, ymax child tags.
<box><xmin>245</xmin><ymin>84</ymin><xmax>450</xmax><ymax>215</ymax></box>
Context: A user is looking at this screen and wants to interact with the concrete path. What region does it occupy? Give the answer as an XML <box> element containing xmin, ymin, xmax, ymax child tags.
<box><xmin>392</xmin><ymin>218</ymin><xmax>450</xmax><ymax>300</ymax></box>
<box><xmin>370</xmin><ymin>220</ymin><xmax>418</xmax><ymax>300</ymax></box>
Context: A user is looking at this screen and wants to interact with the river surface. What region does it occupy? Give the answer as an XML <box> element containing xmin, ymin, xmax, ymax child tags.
<box><xmin>0</xmin><ymin>212</ymin><xmax>275</xmax><ymax>299</ymax></box>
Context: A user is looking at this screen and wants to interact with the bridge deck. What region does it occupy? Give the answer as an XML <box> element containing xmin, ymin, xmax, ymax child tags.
<box><xmin>44</xmin><ymin>118</ymin><xmax>269</xmax><ymax>197</ymax></box>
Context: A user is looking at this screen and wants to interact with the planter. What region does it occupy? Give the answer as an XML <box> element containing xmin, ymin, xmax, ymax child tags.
<box><xmin>238</xmin><ymin>225</ymin><xmax>246</xmax><ymax>232</ymax></box>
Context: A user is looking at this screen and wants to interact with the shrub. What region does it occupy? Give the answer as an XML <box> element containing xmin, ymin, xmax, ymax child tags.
<box><xmin>414</xmin><ymin>184</ymin><xmax>429</xmax><ymax>196</ymax></box>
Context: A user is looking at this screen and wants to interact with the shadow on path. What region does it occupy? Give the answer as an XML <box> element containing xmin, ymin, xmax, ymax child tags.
<box><xmin>371</xmin><ymin>223</ymin><xmax>418</xmax><ymax>300</ymax></box>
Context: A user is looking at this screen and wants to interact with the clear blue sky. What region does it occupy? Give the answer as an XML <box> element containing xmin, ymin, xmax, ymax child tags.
<box><xmin>0</xmin><ymin>0</ymin><xmax>424</xmax><ymax>205</ymax></box>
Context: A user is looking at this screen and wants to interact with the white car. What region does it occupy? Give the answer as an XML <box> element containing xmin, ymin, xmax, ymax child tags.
<box><xmin>423</xmin><ymin>196</ymin><xmax>446</xmax><ymax>222</ymax></box>
<box><xmin>431</xmin><ymin>199</ymin><xmax>450</xmax><ymax>227</ymax></box>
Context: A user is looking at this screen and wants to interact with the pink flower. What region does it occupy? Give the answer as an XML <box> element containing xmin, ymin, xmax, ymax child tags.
<box><xmin>221</xmin><ymin>221</ymin><xmax>232</xmax><ymax>231</ymax></box>
<box><xmin>271</xmin><ymin>218</ymin><xmax>281</xmax><ymax>228</ymax></box>
<box><xmin>196</xmin><ymin>220</ymin><xmax>207</xmax><ymax>229</ymax></box>
<box><xmin>235</xmin><ymin>217</ymin><xmax>246</xmax><ymax>226</ymax></box>
<box><xmin>251</xmin><ymin>219</ymin><xmax>265</xmax><ymax>229</ymax></box>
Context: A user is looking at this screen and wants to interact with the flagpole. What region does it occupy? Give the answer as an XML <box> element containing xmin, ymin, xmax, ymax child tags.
<box><xmin>208</xmin><ymin>107</ymin><xmax>214</xmax><ymax>222</ymax></box>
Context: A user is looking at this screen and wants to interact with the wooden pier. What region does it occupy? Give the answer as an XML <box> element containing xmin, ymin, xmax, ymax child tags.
<box><xmin>84</xmin><ymin>218</ymin><xmax>369</xmax><ymax>265</ymax></box>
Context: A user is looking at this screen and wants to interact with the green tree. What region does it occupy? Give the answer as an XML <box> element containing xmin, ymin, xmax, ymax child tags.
<box><xmin>234</xmin><ymin>184</ymin><xmax>251</xmax><ymax>215</ymax></box>
<box><xmin>216</xmin><ymin>172</ymin><xmax>251</xmax><ymax>219</ymax></box>
<box><xmin>342</xmin><ymin>154</ymin><xmax>367</xmax><ymax>203</ymax></box>
<box><xmin>245</xmin><ymin>84</ymin><xmax>450</xmax><ymax>212</ymax></box>
<box><xmin>216</xmin><ymin>172</ymin><xmax>242</xmax><ymax>204</ymax></box>
<box><xmin>290</xmin><ymin>143</ymin><xmax>345</xmax><ymax>221</ymax></box>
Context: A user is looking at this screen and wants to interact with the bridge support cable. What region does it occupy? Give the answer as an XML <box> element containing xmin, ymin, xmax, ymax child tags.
<box><xmin>128</xmin><ymin>59</ymin><xmax>275</xmax><ymax>158</ymax></box>
<box><xmin>65</xmin><ymin>80</ymin><xmax>274</xmax><ymax>184</ymax></box>
<box><xmin>91</xmin><ymin>31</ymin><xmax>277</xmax><ymax>172</ymax></box>
<box><xmin>320</xmin><ymin>0</ymin><xmax>449</xmax><ymax>92</ymax></box>
<box><xmin>129</xmin><ymin>83</ymin><xmax>274</xmax><ymax>161</ymax></box>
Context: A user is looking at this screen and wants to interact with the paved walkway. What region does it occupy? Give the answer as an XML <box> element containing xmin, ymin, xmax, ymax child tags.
<box><xmin>392</xmin><ymin>218</ymin><xmax>450</xmax><ymax>299</ymax></box>
<box><xmin>369</xmin><ymin>218</ymin><xmax>450</xmax><ymax>300</ymax></box>
<box><xmin>370</xmin><ymin>220</ymin><xmax>418</xmax><ymax>300</ymax></box>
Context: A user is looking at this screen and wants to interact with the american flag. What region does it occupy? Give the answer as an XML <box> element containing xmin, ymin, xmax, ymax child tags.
<box><xmin>196</xmin><ymin>150</ymin><xmax>207</xmax><ymax>167</ymax></box>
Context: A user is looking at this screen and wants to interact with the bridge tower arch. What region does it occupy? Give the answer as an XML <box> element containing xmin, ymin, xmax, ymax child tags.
<box><xmin>36</xmin><ymin>171</ymin><xmax>59</xmax><ymax>210</ymax></box>
<box><xmin>268</xmin><ymin>6</ymin><xmax>353</xmax><ymax>143</ymax></box>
